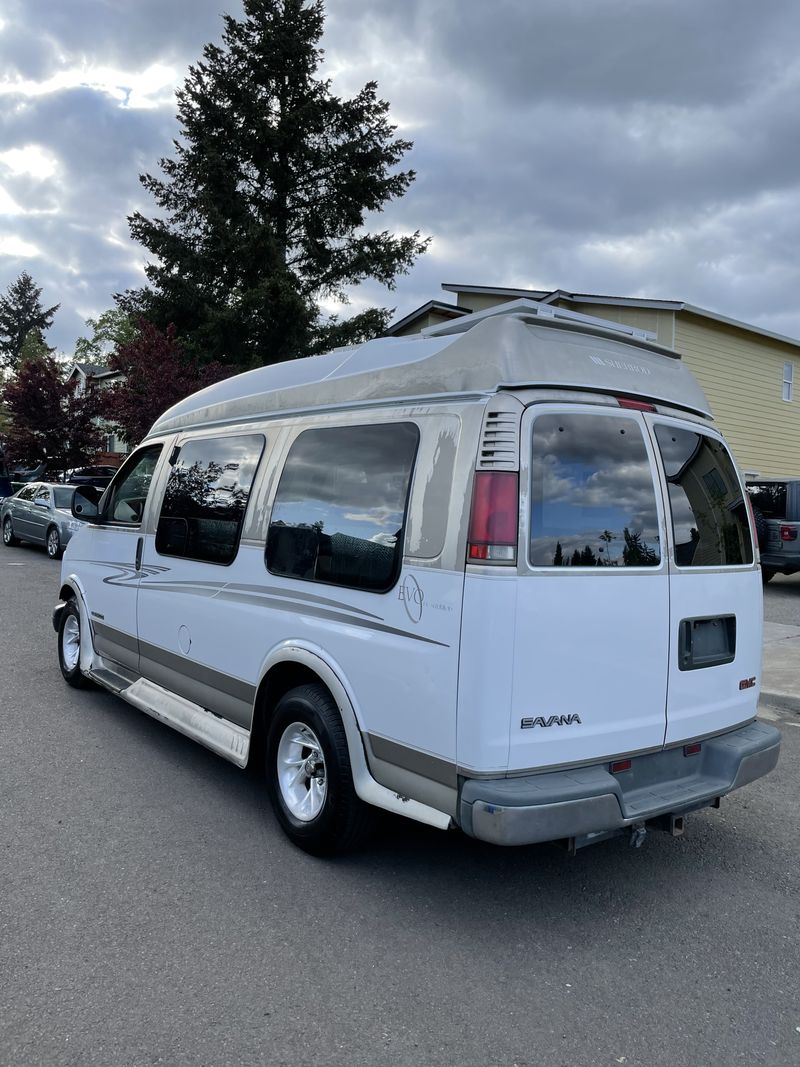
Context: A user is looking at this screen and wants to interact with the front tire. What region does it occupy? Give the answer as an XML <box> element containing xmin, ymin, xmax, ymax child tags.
<box><xmin>46</xmin><ymin>526</ymin><xmax>63</xmax><ymax>560</ymax></box>
<box><xmin>265</xmin><ymin>684</ymin><xmax>375</xmax><ymax>855</ymax></box>
<box><xmin>58</xmin><ymin>600</ymin><xmax>92</xmax><ymax>688</ymax></box>
<box><xmin>2</xmin><ymin>517</ymin><xmax>19</xmax><ymax>547</ymax></box>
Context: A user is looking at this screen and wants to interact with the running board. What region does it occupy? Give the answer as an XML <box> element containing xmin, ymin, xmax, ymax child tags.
<box><xmin>89</xmin><ymin>669</ymin><xmax>250</xmax><ymax>768</ymax></box>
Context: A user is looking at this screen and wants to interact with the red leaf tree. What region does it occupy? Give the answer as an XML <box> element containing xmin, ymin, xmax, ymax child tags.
<box><xmin>101</xmin><ymin>321</ymin><xmax>231</xmax><ymax>447</ymax></box>
<box><xmin>2</xmin><ymin>352</ymin><xmax>103</xmax><ymax>476</ymax></box>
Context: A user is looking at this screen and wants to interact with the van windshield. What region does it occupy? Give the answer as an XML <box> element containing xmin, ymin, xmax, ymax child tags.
<box><xmin>654</xmin><ymin>425</ymin><xmax>753</xmax><ymax>567</ymax></box>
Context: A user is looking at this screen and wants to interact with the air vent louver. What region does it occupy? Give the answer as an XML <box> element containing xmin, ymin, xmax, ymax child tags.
<box><xmin>477</xmin><ymin>407</ymin><xmax>520</xmax><ymax>470</ymax></box>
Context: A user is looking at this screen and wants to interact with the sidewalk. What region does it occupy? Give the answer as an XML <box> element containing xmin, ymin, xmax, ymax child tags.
<box><xmin>761</xmin><ymin>620</ymin><xmax>800</xmax><ymax>715</ymax></box>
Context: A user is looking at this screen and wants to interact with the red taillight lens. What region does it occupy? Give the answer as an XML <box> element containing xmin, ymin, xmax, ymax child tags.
<box><xmin>684</xmin><ymin>742</ymin><xmax>702</xmax><ymax>756</ymax></box>
<box><xmin>467</xmin><ymin>471</ymin><xmax>519</xmax><ymax>563</ymax></box>
<box><xmin>610</xmin><ymin>758</ymin><xmax>632</xmax><ymax>773</ymax></box>
<box><xmin>780</xmin><ymin>525</ymin><xmax>798</xmax><ymax>541</ymax></box>
<box><xmin>616</xmin><ymin>397</ymin><xmax>656</xmax><ymax>412</ymax></box>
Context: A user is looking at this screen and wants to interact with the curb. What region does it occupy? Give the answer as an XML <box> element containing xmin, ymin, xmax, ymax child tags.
<box><xmin>759</xmin><ymin>690</ymin><xmax>800</xmax><ymax>716</ymax></box>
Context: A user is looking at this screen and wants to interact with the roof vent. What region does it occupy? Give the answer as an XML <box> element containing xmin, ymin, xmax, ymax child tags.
<box><xmin>477</xmin><ymin>397</ymin><xmax>522</xmax><ymax>471</ymax></box>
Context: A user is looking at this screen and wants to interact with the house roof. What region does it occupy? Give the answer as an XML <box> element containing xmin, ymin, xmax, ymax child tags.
<box><xmin>66</xmin><ymin>362</ymin><xmax>120</xmax><ymax>380</ymax></box>
<box><xmin>387</xmin><ymin>300</ymin><xmax>469</xmax><ymax>335</ymax></box>
<box><xmin>440</xmin><ymin>284</ymin><xmax>800</xmax><ymax>351</ymax></box>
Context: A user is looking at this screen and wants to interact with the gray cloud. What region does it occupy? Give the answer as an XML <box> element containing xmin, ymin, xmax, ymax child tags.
<box><xmin>2</xmin><ymin>0</ymin><xmax>800</xmax><ymax>355</ymax></box>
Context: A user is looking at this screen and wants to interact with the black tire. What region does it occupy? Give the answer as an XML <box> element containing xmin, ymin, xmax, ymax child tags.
<box><xmin>58</xmin><ymin>600</ymin><xmax>92</xmax><ymax>688</ymax></box>
<box><xmin>265</xmin><ymin>683</ymin><xmax>375</xmax><ymax>855</ymax></box>
<box><xmin>46</xmin><ymin>525</ymin><xmax>63</xmax><ymax>560</ymax></box>
<box><xmin>2</xmin><ymin>516</ymin><xmax>19</xmax><ymax>547</ymax></box>
<box><xmin>761</xmin><ymin>567</ymin><xmax>776</xmax><ymax>585</ymax></box>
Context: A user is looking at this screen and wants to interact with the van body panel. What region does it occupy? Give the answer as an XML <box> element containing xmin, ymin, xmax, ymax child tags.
<box><xmin>507</xmin><ymin>571</ymin><xmax>670</xmax><ymax>770</ymax></box>
<box><xmin>456</xmin><ymin>572</ymin><xmax>517</xmax><ymax>773</ymax></box>
<box><xmin>662</xmin><ymin>568</ymin><xmax>762</xmax><ymax>744</ymax></box>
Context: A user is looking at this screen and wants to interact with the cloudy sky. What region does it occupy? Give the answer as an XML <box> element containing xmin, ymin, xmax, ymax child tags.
<box><xmin>2</xmin><ymin>0</ymin><xmax>800</xmax><ymax>356</ymax></box>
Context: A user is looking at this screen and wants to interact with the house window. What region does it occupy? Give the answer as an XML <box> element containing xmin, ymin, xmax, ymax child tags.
<box><xmin>784</xmin><ymin>362</ymin><xmax>794</xmax><ymax>402</ymax></box>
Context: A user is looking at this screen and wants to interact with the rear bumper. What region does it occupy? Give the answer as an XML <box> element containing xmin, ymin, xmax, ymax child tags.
<box><xmin>459</xmin><ymin>720</ymin><xmax>781</xmax><ymax>846</ymax></box>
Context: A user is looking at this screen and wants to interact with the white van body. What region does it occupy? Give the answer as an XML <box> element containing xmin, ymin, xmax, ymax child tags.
<box><xmin>55</xmin><ymin>301</ymin><xmax>780</xmax><ymax>853</ymax></box>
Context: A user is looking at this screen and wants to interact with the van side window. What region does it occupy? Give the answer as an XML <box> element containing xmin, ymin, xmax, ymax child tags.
<box><xmin>155</xmin><ymin>435</ymin><xmax>264</xmax><ymax>565</ymax></box>
<box><xmin>655</xmin><ymin>425</ymin><xmax>753</xmax><ymax>566</ymax></box>
<box><xmin>530</xmin><ymin>412</ymin><xmax>661</xmax><ymax>567</ymax></box>
<box><xmin>104</xmin><ymin>446</ymin><xmax>163</xmax><ymax>525</ymax></box>
<box><xmin>266</xmin><ymin>422</ymin><xmax>419</xmax><ymax>592</ymax></box>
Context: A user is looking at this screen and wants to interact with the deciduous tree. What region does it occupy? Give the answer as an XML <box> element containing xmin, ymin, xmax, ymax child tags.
<box><xmin>101</xmin><ymin>320</ymin><xmax>230</xmax><ymax>447</ymax></box>
<box><xmin>122</xmin><ymin>0</ymin><xmax>428</xmax><ymax>367</ymax></box>
<box><xmin>2</xmin><ymin>352</ymin><xmax>102</xmax><ymax>475</ymax></box>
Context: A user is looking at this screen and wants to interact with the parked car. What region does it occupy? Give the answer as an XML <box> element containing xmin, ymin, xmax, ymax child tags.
<box><xmin>55</xmin><ymin>301</ymin><xmax>780</xmax><ymax>855</ymax></box>
<box><xmin>2</xmin><ymin>483</ymin><xmax>86</xmax><ymax>559</ymax></box>
<box><xmin>10</xmin><ymin>462</ymin><xmax>48</xmax><ymax>483</ymax></box>
<box><xmin>747</xmin><ymin>478</ymin><xmax>800</xmax><ymax>581</ymax></box>
<box><xmin>64</xmin><ymin>465</ymin><xmax>119</xmax><ymax>489</ymax></box>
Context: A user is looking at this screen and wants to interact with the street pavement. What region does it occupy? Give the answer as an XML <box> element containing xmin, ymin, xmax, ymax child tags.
<box><xmin>1</xmin><ymin>546</ymin><xmax>799</xmax><ymax>1067</ymax></box>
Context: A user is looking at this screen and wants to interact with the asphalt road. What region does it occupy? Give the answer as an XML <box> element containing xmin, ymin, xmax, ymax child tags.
<box><xmin>763</xmin><ymin>571</ymin><xmax>800</xmax><ymax>626</ymax></box>
<box><xmin>2</xmin><ymin>546</ymin><xmax>799</xmax><ymax>1067</ymax></box>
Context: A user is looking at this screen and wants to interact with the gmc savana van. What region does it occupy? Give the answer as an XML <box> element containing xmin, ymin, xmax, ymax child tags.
<box><xmin>54</xmin><ymin>300</ymin><xmax>780</xmax><ymax>854</ymax></box>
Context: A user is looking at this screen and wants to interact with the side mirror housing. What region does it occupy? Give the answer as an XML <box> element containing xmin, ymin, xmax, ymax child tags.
<box><xmin>72</xmin><ymin>485</ymin><xmax>103</xmax><ymax>522</ymax></box>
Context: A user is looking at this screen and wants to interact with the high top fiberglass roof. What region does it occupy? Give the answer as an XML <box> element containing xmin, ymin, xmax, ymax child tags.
<box><xmin>147</xmin><ymin>300</ymin><xmax>711</xmax><ymax>437</ymax></box>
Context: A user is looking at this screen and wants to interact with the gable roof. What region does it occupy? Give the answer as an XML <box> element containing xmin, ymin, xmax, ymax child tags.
<box><xmin>440</xmin><ymin>284</ymin><xmax>800</xmax><ymax>351</ymax></box>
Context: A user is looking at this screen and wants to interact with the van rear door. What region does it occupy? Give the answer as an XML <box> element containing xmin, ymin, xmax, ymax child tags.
<box><xmin>649</xmin><ymin>418</ymin><xmax>761</xmax><ymax>743</ymax></box>
<box><xmin>506</xmin><ymin>404</ymin><xmax>670</xmax><ymax>772</ymax></box>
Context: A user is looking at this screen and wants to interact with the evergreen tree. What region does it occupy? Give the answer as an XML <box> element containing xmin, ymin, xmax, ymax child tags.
<box><xmin>122</xmin><ymin>0</ymin><xmax>428</xmax><ymax>368</ymax></box>
<box><xmin>0</xmin><ymin>272</ymin><xmax>60</xmax><ymax>370</ymax></box>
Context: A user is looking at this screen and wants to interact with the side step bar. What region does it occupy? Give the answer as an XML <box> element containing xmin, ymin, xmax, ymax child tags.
<box><xmin>89</xmin><ymin>668</ymin><xmax>249</xmax><ymax>768</ymax></box>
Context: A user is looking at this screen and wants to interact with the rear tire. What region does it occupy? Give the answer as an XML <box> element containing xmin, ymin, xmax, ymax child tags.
<box><xmin>58</xmin><ymin>600</ymin><xmax>92</xmax><ymax>688</ymax></box>
<box><xmin>265</xmin><ymin>684</ymin><xmax>375</xmax><ymax>855</ymax></box>
<box><xmin>46</xmin><ymin>526</ymin><xmax>63</xmax><ymax>560</ymax></box>
<box><xmin>2</xmin><ymin>516</ymin><xmax>19</xmax><ymax>547</ymax></box>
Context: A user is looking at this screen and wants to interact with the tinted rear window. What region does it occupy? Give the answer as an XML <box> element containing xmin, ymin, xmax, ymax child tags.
<box><xmin>529</xmin><ymin>411</ymin><xmax>661</xmax><ymax>567</ymax></box>
<box><xmin>747</xmin><ymin>482</ymin><xmax>787</xmax><ymax>519</ymax></box>
<box><xmin>654</xmin><ymin>425</ymin><xmax>753</xmax><ymax>567</ymax></box>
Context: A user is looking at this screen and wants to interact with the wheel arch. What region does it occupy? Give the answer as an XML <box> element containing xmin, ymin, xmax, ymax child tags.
<box><xmin>248</xmin><ymin>641</ymin><xmax>452</xmax><ymax>831</ymax></box>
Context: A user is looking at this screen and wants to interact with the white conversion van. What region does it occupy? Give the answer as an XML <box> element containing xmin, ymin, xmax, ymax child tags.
<box><xmin>54</xmin><ymin>300</ymin><xmax>780</xmax><ymax>855</ymax></box>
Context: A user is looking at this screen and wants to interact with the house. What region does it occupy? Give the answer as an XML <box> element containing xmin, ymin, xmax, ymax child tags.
<box><xmin>65</xmin><ymin>362</ymin><xmax>128</xmax><ymax>462</ymax></box>
<box><xmin>388</xmin><ymin>284</ymin><xmax>799</xmax><ymax>479</ymax></box>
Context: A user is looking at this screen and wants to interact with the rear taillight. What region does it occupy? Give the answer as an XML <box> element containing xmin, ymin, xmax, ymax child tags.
<box><xmin>616</xmin><ymin>397</ymin><xmax>656</xmax><ymax>412</ymax></box>
<box><xmin>780</xmin><ymin>525</ymin><xmax>798</xmax><ymax>541</ymax></box>
<box><xmin>467</xmin><ymin>471</ymin><xmax>518</xmax><ymax>563</ymax></box>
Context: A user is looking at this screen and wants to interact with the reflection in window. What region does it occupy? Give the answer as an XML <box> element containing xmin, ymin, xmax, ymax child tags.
<box><xmin>747</xmin><ymin>482</ymin><xmax>787</xmax><ymax>520</ymax></box>
<box><xmin>654</xmin><ymin>425</ymin><xmax>753</xmax><ymax>567</ymax></box>
<box><xmin>107</xmin><ymin>447</ymin><xmax>163</xmax><ymax>524</ymax></box>
<box><xmin>530</xmin><ymin>413</ymin><xmax>661</xmax><ymax>567</ymax></box>
<box><xmin>267</xmin><ymin>423</ymin><xmax>419</xmax><ymax>592</ymax></box>
<box><xmin>156</xmin><ymin>435</ymin><xmax>264</xmax><ymax>564</ymax></box>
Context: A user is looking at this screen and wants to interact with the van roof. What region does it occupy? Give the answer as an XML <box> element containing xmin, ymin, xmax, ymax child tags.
<box><xmin>147</xmin><ymin>301</ymin><xmax>712</xmax><ymax>437</ymax></box>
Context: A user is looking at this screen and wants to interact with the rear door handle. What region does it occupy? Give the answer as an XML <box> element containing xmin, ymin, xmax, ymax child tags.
<box><xmin>135</xmin><ymin>536</ymin><xmax>143</xmax><ymax>571</ymax></box>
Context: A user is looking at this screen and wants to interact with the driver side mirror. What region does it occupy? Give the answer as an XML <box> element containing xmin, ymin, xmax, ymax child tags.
<box><xmin>72</xmin><ymin>485</ymin><xmax>103</xmax><ymax>522</ymax></box>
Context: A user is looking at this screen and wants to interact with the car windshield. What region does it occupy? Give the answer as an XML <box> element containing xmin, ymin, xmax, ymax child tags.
<box><xmin>53</xmin><ymin>487</ymin><xmax>75</xmax><ymax>509</ymax></box>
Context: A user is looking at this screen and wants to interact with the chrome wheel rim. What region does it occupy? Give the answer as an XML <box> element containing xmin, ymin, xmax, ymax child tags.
<box><xmin>62</xmin><ymin>614</ymin><xmax>80</xmax><ymax>671</ymax></box>
<box><xmin>2</xmin><ymin>520</ymin><xmax>11</xmax><ymax>544</ymax></box>
<box><xmin>47</xmin><ymin>530</ymin><xmax>59</xmax><ymax>557</ymax></box>
<box><xmin>276</xmin><ymin>721</ymin><xmax>327</xmax><ymax>822</ymax></box>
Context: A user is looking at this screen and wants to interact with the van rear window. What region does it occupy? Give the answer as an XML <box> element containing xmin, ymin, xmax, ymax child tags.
<box><xmin>529</xmin><ymin>412</ymin><xmax>661</xmax><ymax>567</ymax></box>
<box><xmin>654</xmin><ymin>425</ymin><xmax>753</xmax><ymax>567</ymax></box>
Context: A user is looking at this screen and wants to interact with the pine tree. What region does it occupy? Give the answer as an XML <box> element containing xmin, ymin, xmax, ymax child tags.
<box><xmin>0</xmin><ymin>272</ymin><xmax>60</xmax><ymax>370</ymax></box>
<box><xmin>122</xmin><ymin>0</ymin><xmax>428</xmax><ymax>368</ymax></box>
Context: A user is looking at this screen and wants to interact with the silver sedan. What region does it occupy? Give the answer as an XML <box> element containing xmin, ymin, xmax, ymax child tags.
<box><xmin>1</xmin><ymin>482</ymin><xmax>87</xmax><ymax>559</ymax></box>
